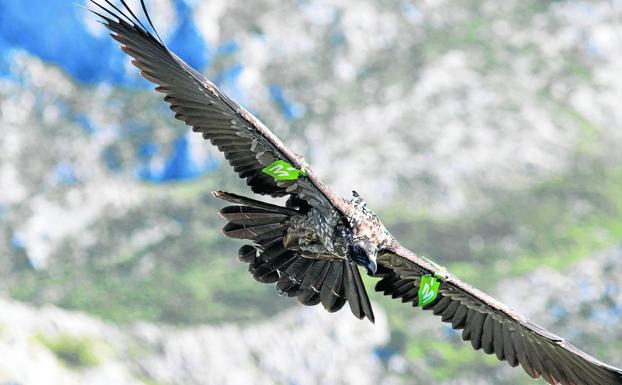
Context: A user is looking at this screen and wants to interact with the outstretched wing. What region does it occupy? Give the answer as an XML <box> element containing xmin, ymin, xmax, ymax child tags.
<box><xmin>377</xmin><ymin>244</ymin><xmax>622</xmax><ymax>385</ymax></box>
<box><xmin>91</xmin><ymin>0</ymin><xmax>374</xmax><ymax>321</ymax></box>
<box><xmin>90</xmin><ymin>0</ymin><xmax>345</xmax><ymax>213</ymax></box>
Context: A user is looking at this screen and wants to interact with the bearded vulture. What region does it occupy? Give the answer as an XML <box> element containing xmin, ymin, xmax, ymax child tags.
<box><xmin>89</xmin><ymin>1</ymin><xmax>622</xmax><ymax>384</ymax></box>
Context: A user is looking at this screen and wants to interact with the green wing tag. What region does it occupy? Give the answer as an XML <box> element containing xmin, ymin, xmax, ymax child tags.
<box><xmin>262</xmin><ymin>160</ymin><xmax>306</xmax><ymax>181</ymax></box>
<box><xmin>418</xmin><ymin>274</ymin><xmax>441</xmax><ymax>307</ymax></box>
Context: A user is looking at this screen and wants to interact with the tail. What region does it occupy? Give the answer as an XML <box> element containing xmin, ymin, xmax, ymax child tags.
<box><xmin>212</xmin><ymin>191</ymin><xmax>374</xmax><ymax>322</ymax></box>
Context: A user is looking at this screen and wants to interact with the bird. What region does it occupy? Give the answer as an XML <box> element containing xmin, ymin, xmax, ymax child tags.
<box><xmin>89</xmin><ymin>1</ymin><xmax>622</xmax><ymax>384</ymax></box>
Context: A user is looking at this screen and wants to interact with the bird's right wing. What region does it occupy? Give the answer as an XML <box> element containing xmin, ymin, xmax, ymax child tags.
<box><xmin>91</xmin><ymin>0</ymin><xmax>375</xmax><ymax>322</ymax></box>
<box><xmin>377</xmin><ymin>245</ymin><xmax>622</xmax><ymax>385</ymax></box>
<box><xmin>91</xmin><ymin>0</ymin><xmax>347</xmax><ymax>215</ymax></box>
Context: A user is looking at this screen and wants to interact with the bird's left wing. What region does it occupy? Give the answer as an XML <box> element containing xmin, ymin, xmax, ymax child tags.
<box><xmin>377</xmin><ymin>244</ymin><xmax>622</xmax><ymax>385</ymax></box>
<box><xmin>90</xmin><ymin>0</ymin><xmax>345</xmax><ymax>213</ymax></box>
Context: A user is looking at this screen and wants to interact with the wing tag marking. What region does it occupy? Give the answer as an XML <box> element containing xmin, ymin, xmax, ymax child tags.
<box><xmin>262</xmin><ymin>160</ymin><xmax>307</xmax><ymax>181</ymax></box>
<box><xmin>418</xmin><ymin>274</ymin><xmax>441</xmax><ymax>307</ymax></box>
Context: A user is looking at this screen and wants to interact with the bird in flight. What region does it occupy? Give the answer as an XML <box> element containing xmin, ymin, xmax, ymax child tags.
<box><xmin>90</xmin><ymin>1</ymin><xmax>621</xmax><ymax>384</ymax></box>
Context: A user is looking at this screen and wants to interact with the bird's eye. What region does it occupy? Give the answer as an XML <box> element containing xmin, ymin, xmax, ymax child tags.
<box><xmin>349</xmin><ymin>244</ymin><xmax>368</xmax><ymax>265</ymax></box>
<box><xmin>351</xmin><ymin>245</ymin><xmax>364</xmax><ymax>255</ymax></box>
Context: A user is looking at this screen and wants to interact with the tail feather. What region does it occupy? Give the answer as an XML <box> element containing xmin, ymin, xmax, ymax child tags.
<box><xmin>279</xmin><ymin>258</ymin><xmax>315</xmax><ymax>297</ymax></box>
<box><xmin>297</xmin><ymin>260</ymin><xmax>330</xmax><ymax>306</ymax></box>
<box><xmin>219</xmin><ymin>206</ymin><xmax>289</xmax><ymax>226</ymax></box>
<box><xmin>213</xmin><ymin>190</ymin><xmax>374</xmax><ymax>322</ymax></box>
<box><xmin>343</xmin><ymin>264</ymin><xmax>363</xmax><ymax>318</ymax></box>
<box><xmin>275</xmin><ymin>260</ymin><xmax>313</xmax><ymax>298</ymax></box>
<box><xmin>257</xmin><ymin>236</ymin><xmax>283</xmax><ymax>250</ymax></box>
<box><xmin>320</xmin><ymin>262</ymin><xmax>346</xmax><ymax>312</ymax></box>
<box><xmin>249</xmin><ymin>233</ymin><xmax>296</xmax><ymax>283</ymax></box>
<box><xmin>238</xmin><ymin>245</ymin><xmax>257</xmax><ymax>263</ymax></box>
<box><xmin>222</xmin><ymin>222</ymin><xmax>285</xmax><ymax>241</ymax></box>
<box><xmin>350</xmin><ymin>264</ymin><xmax>375</xmax><ymax>322</ymax></box>
<box><xmin>212</xmin><ymin>191</ymin><xmax>296</xmax><ymax>214</ymax></box>
<box><xmin>252</xmin><ymin>250</ymin><xmax>298</xmax><ymax>283</ymax></box>
<box><xmin>297</xmin><ymin>290</ymin><xmax>322</xmax><ymax>306</ymax></box>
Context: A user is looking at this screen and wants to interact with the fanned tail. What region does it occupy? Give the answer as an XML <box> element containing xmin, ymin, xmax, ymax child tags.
<box><xmin>212</xmin><ymin>191</ymin><xmax>374</xmax><ymax>322</ymax></box>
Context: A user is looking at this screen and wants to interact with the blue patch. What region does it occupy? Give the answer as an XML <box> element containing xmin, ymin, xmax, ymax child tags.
<box><xmin>124</xmin><ymin>121</ymin><xmax>150</xmax><ymax>135</ymax></box>
<box><xmin>167</xmin><ymin>0</ymin><xmax>211</xmax><ymax>71</ymax></box>
<box><xmin>400</xmin><ymin>3</ymin><xmax>423</xmax><ymax>23</ymax></box>
<box><xmin>0</xmin><ymin>1</ymin><xmax>139</xmax><ymax>84</ymax></box>
<box><xmin>138</xmin><ymin>134</ymin><xmax>218</xmax><ymax>183</ymax></box>
<box><xmin>372</xmin><ymin>346</ymin><xmax>395</xmax><ymax>362</ymax></box>
<box><xmin>328</xmin><ymin>29</ymin><xmax>345</xmax><ymax>46</ymax></box>
<box><xmin>11</xmin><ymin>233</ymin><xmax>25</xmax><ymax>250</ymax></box>
<box><xmin>0</xmin><ymin>1</ymin><xmax>211</xmax><ymax>85</ymax></box>
<box><xmin>217</xmin><ymin>39</ymin><xmax>239</xmax><ymax>55</ymax></box>
<box><xmin>203</xmin><ymin>154</ymin><xmax>219</xmax><ymax>173</ymax></box>
<box><xmin>0</xmin><ymin>49</ymin><xmax>11</xmax><ymax>78</ymax></box>
<box><xmin>138</xmin><ymin>142</ymin><xmax>159</xmax><ymax>160</ymax></box>
<box><xmin>74</xmin><ymin>114</ymin><xmax>96</xmax><ymax>135</ymax></box>
<box><xmin>159</xmin><ymin>134</ymin><xmax>200</xmax><ymax>181</ymax></box>
<box><xmin>214</xmin><ymin>63</ymin><xmax>247</xmax><ymax>106</ymax></box>
<box><xmin>549</xmin><ymin>303</ymin><xmax>568</xmax><ymax>320</ymax></box>
<box><xmin>269</xmin><ymin>85</ymin><xmax>305</xmax><ymax>120</ymax></box>
<box><xmin>102</xmin><ymin>146</ymin><xmax>123</xmax><ymax>172</ymax></box>
<box><xmin>214</xmin><ymin>63</ymin><xmax>243</xmax><ymax>86</ymax></box>
<box><xmin>442</xmin><ymin>325</ymin><xmax>455</xmax><ymax>338</ymax></box>
<box><xmin>53</xmin><ymin>160</ymin><xmax>79</xmax><ymax>185</ymax></box>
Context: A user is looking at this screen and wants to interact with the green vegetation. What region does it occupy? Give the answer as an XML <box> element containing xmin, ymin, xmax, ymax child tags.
<box><xmin>405</xmin><ymin>337</ymin><xmax>499</xmax><ymax>381</ymax></box>
<box><xmin>1</xmin><ymin>0</ymin><xmax>619</xmax><ymax>384</ymax></box>
<box><xmin>35</xmin><ymin>334</ymin><xmax>101</xmax><ymax>369</ymax></box>
<box><xmin>10</xmin><ymin>160</ymin><xmax>622</xmax><ymax>330</ymax></box>
<box><xmin>361</xmin><ymin>160</ymin><xmax>622</xmax><ymax>381</ymax></box>
<box><xmin>11</xmin><ymin>231</ymin><xmax>288</xmax><ymax>325</ymax></box>
<box><xmin>138</xmin><ymin>375</ymin><xmax>169</xmax><ymax>385</ymax></box>
<box><xmin>382</xmin><ymin>162</ymin><xmax>622</xmax><ymax>289</ymax></box>
<box><xmin>10</xmin><ymin>180</ymin><xmax>291</xmax><ymax>325</ymax></box>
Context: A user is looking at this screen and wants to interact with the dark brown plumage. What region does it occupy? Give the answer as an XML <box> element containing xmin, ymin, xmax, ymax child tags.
<box><xmin>91</xmin><ymin>1</ymin><xmax>622</xmax><ymax>384</ymax></box>
<box><xmin>214</xmin><ymin>191</ymin><xmax>372</xmax><ymax>320</ymax></box>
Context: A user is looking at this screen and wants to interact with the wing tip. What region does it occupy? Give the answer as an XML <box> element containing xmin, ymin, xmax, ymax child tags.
<box><xmin>211</xmin><ymin>190</ymin><xmax>226</xmax><ymax>199</ymax></box>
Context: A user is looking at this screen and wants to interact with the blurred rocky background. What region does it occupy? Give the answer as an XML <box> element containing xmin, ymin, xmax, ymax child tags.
<box><xmin>0</xmin><ymin>0</ymin><xmax>621</xmax><ymax>384</ymax></box>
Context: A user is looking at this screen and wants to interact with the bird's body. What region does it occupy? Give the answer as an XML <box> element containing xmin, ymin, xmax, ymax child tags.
<box><xmin>90</xmin><ymin>1</ymin><xmax>622</xmax><ymax>384</ymax></box>
<box><xmin>285</xmin><ymin>202</ymin><xmax>348</xmax><ymax>259</ymax></box>
<box><xmin>215</xmin><ymin>190</ymin><xmax>385</xmax><ymax>321</ymax></box>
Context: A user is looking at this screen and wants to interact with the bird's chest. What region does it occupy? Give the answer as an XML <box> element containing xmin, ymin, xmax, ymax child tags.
<box><xmin>290</xmin><ymin>208</ymin><xmax>349</xmax><ymax>257</ymax></box>
<box><xmin>347</xmin><ymin>205</ymin><xmax>391</xmax><ymax>246</ymax></box>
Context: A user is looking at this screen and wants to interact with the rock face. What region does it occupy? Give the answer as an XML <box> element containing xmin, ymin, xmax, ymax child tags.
<box><xmin>497</xmin><ymin>245</ymin><xmax>622</xmax><ymax>363</ymax></box>
<box><xmin>138</xmin><ymin>307</ymin><xmax>388</xmax><ymax>385</ymax></box>
<box><xmin>0</xmin><ymin>299</ymin><xmax>388</xmax><ymax>385</ymax></box>
<box><xmin>1</xmin><ymin>1</ymin><xmax>621</xmax><ymax>384</ymax></box>
<box><xmin>2</xmin><ymin>246</ymin><xmax>621</xmax><ymax>385</ymax></box>
<box><xmin>2</xmin><ymin>0</ymin><xmax>622</xmax><ymax>273</ymax></box>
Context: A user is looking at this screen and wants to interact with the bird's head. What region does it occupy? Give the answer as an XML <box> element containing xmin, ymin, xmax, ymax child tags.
<box><xmin>348</xmin><ymin>236</ymin><xmax>378</xmax><ymax>274</ymax></box>
<box><xmin>346</xmin><ymin>191</ymin><xmax>393</xmax><ymax>275</ymax></box>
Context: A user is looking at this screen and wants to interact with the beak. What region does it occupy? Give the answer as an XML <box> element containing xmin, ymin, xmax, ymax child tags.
<box><xmin>283</xmin><ymin>230</ymin><xmax>298</xmax><ymax>249</ymax></box>
<box><xmin>366</xmin><ymin>259</ymin><xmax>377</xmax><ymax>275</ymax></box>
